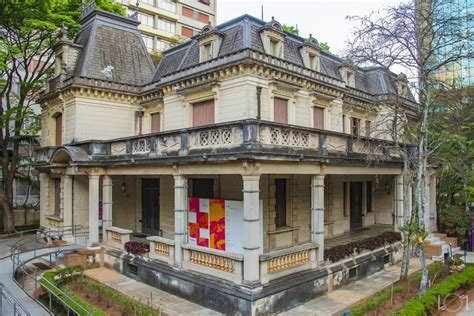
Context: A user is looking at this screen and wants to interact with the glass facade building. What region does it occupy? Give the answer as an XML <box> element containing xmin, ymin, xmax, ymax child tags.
<box><xmin>433</xmin><ymin>0</ymin><xmax>473</xmax><ymax>87</ymax></box>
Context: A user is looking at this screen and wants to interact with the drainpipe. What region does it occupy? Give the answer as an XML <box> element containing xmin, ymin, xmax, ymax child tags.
<box><xmin>256</xmin><ymin>86</ymin><xmax>262</xmax><ymax>120</ymax></box>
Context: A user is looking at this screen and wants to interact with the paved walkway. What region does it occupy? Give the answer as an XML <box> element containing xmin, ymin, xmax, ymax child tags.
<box><xmin>85</xmin><ymin>268</ymin><xmax>221</xmax><ymax>316</ymax></box>
<box><xmin>280</xmin><ymin>258</ymin><xmax>425</xmax><ymax>316</ymax></box>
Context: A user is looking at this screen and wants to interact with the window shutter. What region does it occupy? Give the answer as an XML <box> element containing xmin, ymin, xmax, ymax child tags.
<box><xmin>313</xmin><ymin>107</ymin><xmax>324</xmax><ymax>129</ymax></box>
<box><xmin>55</xmin><ymin>114</ymin><xmax>62</xmax><ymax>146</ymax></box>
<box><xmin>151</xmin><ymin>113</ymin><xmax>161</xmax><ymax>133</ymax></box>
<box><xmin>273</xmin><ymin>97</ymin><xmax>288</xmax><ymax>124</ymax></box>
<box><xmin>181</xmin><ymin>26</ymin><xmax>193</xmax><ymax>38</ymax></box>
<box><xmin>198</xmin><ymin>13</ymin><xmax>209</xmax><ymax>23</ymax></box>
<box><xmin>54</xmin><ymin>179</ymin><xmax>61</xmax><ymax>216</ymax></box>
<box><xmin>192</xmin><ymin>100</ymin><xmax>215</xmax><ymax>127</ymax></box>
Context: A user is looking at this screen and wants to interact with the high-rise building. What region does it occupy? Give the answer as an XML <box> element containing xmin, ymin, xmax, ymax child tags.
<box><xmin>115</xmin><ymin>0</ymin><xmax>216</xmax><ymax>52</ymax></box>
<box><xmin>432</xmin><ymin>0</ymin><xmax>473</xmax><ymax>87</ymax></box>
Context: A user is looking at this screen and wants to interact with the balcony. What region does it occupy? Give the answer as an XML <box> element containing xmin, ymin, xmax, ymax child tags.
<box><xmin>34</xmin><ymin>119</ymin><xmax>407</xmax><ymax>166</ymax></box>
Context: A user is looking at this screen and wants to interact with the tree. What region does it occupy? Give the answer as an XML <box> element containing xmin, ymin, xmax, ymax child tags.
<box><xmin>282</xmin><ymin>24</ymin><xmax>299</xmax><ymax>35</ymax></box>
<box><xmin>345</xmin><ymin>0</ymin><xmax>472</xmax><ymax>295</ymax></box>
<box><xmin>0</xmin><ymin>0</ymin><xmax>124</xmax><ymax>233</ymax></box>
<box><xmin>319</xmin><ymin>42</ymin><xmax>331</xmax><ymax>53</ymax></box>
<box><xmin>432</xmin><ymin>86</ymin><xmax>474</xmax><ymax>246</ymax></box>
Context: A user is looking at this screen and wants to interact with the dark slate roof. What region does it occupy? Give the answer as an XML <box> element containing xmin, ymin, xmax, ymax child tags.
<box><xmin>72</xmin><ymin>10</ymin><xmax>154</xmax><ymax>86</ymax></box>
<box><xmin>152</xmin><ymin>14</ymin><xmax>415</xmax><ymax>101</ymax></box>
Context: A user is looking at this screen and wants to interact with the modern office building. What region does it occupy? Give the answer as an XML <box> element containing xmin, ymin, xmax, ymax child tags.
<box><xmin>432</xmin><ymin>0</ymin><xmax>473</xmax><ymax>87</ymax></box>
<box><xmin>115</xmin><ymin>0</ymin><xmax>216</xmax><ymax>52</ymax></box>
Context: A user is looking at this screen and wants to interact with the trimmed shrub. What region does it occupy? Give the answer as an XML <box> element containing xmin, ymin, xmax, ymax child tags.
<box><xmin>392</xmin><ymin>265</ymin><xmax>474</xmax><ymax>315</ymax></box>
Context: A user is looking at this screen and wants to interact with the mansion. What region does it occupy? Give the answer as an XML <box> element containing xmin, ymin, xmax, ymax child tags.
<box><xmin>35</xmin><ymin>6</ymin><xmax>437</xmax><ymax>314</ymax></box>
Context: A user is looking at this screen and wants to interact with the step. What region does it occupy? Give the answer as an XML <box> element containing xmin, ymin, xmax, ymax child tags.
<box><xmin>432</xmin><ymin>232</ymin><xmax>448</xmax><ymax>238</ymax></box>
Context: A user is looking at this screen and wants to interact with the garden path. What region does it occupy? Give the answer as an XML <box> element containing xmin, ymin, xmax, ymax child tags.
<box><xmin>280</xmin><ymin>258</ymin><xmax>426</xmax><ymax>316</ymax></box>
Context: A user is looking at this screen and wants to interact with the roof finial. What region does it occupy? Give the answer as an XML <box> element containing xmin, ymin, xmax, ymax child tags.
<box><xmin>81</xmin><ymin>0</ymin><xmax>96</xmax><ymax>18</ymax></box>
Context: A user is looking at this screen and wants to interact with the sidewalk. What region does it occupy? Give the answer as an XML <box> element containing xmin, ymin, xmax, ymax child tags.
<box><xmin>84</xmin><ymin>268</ymin><xmax>221</xmax><ymax>316</ymax></box>
<box><xmin>280</xmin><ymin>259</ymin><xmax>425</xmax><ymax>316</ymax></box>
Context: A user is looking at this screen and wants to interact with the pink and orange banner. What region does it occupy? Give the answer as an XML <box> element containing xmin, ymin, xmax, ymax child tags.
<box><xmin>188</xmin><ymin>197</ymin><xmax>226</xmax><ymax>251</ymax></box>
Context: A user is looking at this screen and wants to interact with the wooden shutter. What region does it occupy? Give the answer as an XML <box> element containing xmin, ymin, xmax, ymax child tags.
<box><xmin>273</xmin><ymin>97</ymin><xmax>288</xmax><ymax>124</ymax></box>
<box><xmin>182</xmin><ymin>6</ymin><xmax>193</xmax><ymax>18</ymax></box>
<box><xmin>275</xmin><ymin>179</ymin><xmax>287</xmax><ymax>228</ymax></box>
<box><xmin>181</xmin><ymin>26</ymin><xmax>193</xmax><ymax>38</ymax></box>
<box><xmin>55</xmin><ymin>114</ymin><xmax>62</xmax><ymax>146</ymax></box>
<box><xmin>54</xmin><ymin>178</ymin><xmax>61</xmax><ymax>216</ymax></box>
<box><xmin>192</xmin><ymin>100</ymin><xmax>214</xmax><ymax>127</ymax></box>
<box><xmin>151</xmin><ymin>112</ymin><xmax>161</xmax><ymax>133</ymax></box>
<box><xmin>313</xmin><ymin>107</ymin><xmax>324</xmax><ymax>129</ymax></box>
<box><xmin>198</xmin><ymin>13</ymin><xmax>209</xmax><ymax>23</ymax></box>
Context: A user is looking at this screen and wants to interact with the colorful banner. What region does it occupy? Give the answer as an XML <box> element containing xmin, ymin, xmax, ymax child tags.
<box><xmin>188</xmin><ymin>197</ymin><xmax>225</xmax><ymax>250</ymax></box>
<box><xmin>188</xmin><ymin>198</ymin><xmax>263</xmax><ymax>254</ymax></box>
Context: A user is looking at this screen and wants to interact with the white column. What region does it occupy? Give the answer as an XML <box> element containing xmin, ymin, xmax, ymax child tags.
<box><xmin>62</xmin><ymin>175</ymin><xmax>73</xmax><ymax>229</ymax></box>
<box><xmin>102</xmin><ymin>175</ymin><xmax>113</xmax><ymax>242</ymax></box>
<box><xmin>395</xmin><ymin>175</ymin><xmax>404</xmax><ymax>230</ymax></box>
<box><xmin>88</xmin><ymin>175</ymin><xmax>100</xmax><ymax>246</ymax></box>
<box><xmin>311</xmin><ymin>175</ymin><xmax>325</xmax><ymax>263</ymax></box>
<box><xmin>242</xmin><ymin>175</ymin><xmax>261</xmax><ymax>285</ymax></box>
<box><xmin>406</xmin><ymin>184</ymin><xmax>413</xmax><ymax>223</ymax></box>
<box><xmin>174</xmin><ymin>175</ymin><xmax>188</xmax><ymax>267</ymax></box>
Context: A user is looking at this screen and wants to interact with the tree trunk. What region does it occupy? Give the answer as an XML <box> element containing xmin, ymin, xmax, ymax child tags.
<box><xmin>400</xmin><ymin>156</ymin><xmax>412</xmax><ymax>280</ymax></box>
<box><xmin>417</xmin><ymin>244</ymin><xmax>429</xmax><ymax>296</ymax></box>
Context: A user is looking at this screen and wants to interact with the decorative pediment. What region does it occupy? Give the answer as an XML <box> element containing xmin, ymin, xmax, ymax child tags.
<box><xmin>198</xmin><ymin>22</ymin><xmax>223</xmax><ymax>63</ymax></box>
<box><xmin>259</xmin><ymin>17</ymin><xmax>286</xmax><ymax>58</ymax></box>
<box><xmin>299</xmin><ymin>34</ymin><xmax>321</xmax><ymax>71</ymax></box>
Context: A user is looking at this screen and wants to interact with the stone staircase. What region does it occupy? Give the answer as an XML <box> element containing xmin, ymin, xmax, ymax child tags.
<box><xmin>424</xmin><ymin>232</ymin><xmax>460</xmax><ymax>261</ymax></box>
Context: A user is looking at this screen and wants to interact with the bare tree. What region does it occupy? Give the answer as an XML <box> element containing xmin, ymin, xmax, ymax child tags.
<box><xmin>345</xmin><ymin>0</ymin><xmax>473</xmax><ymax>295</ymax></box>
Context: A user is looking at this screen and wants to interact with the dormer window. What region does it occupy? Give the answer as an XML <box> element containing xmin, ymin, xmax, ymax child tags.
<box><xmin>346</xmin><ymin>70</ymin><xmax>355</xmax><ymax>87</ymax></box>
<box><xmin>270</xmin><ymin>38</ymin><xmax>282</xmax><ymax>57</ymax></box>
<box><xmin>300</xmin><ymin>34</ymin><xmax>321</xmax><ymax>71</ymax></box>
<box><xmin>396</xmin><ymin>73</ymin><xmax>409</xmax><ymax>97</ymax></box>
<box><xmin>259</xmin><ymin>17</ymin><xmax>285</xmax><ymax>59</ymax></box>
<box><xmin>202</xmin><ymin>42</ymin><xmax>213</xmax><ymax>62</ymax></box>
<box><xmin>339</xmin><ymin>60</ymin><xmax>356</xmax><ymax>87</ymax></box>
<box><xmin>198</xmin><ymin>22</ymin><xmax>223</xmax><ymax>63</ymax></box>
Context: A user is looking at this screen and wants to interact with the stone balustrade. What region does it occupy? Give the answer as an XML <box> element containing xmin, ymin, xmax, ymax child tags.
<box><xmin>259</xmin><ymin>243</ymin><xmax>318</xmax><ymax>284</ymax></box>
<box><xmin>34</xmin><ymin>119</ymin><xmax>411</xmax><ymax>166</ymax></box>
<box><xmin>106</xmin><ymin>226</ymin><xmax>132</xmax><ymax>249</ymax></box>
<box><xmin>147</xmin><ymin>236</ymin><xmax>175</xmax><ymax>265</ymax></box>
<box><xmin>182</xmin><ymin>244</ymin><xmax>243</xmax><ymax>285</ymax></box>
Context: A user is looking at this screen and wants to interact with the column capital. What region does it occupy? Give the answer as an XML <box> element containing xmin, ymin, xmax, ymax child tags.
<box><xmin>173</xmin><ymin>174</ymin><xmax>187</xmax><ymax>181</ymax></box>
<box><xmin>88</xmin><ymin>174</ymin><xmax>101</xmax><ymax>180</ymax></box>
<box><xmin>242</xmin><ymin>174</ymin><xmax>261</xmax><ymax>181</ymax></box>
<box><xmin>312</xmin><ymin>174</ymin><xmax>325</xmax><ymax>181</ymax></box>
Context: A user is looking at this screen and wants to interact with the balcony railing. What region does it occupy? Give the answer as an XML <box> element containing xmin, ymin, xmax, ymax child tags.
<box><xmin>33</xmin><ymin>119</ymin><xmax>408</xmax><ymax>165</ymax></box>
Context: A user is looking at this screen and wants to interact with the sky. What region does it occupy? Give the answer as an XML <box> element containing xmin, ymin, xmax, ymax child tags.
<box><xmin>216</xmin><ymin>0</ymin><xmax>400</xmax><ymax>57</ymax></box>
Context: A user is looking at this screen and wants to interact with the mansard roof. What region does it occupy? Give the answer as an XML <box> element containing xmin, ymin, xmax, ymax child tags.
<box><xmin>72</xmin><ymin>9</ymin><xmax>154</xmax><ymax>86</ymax></box>
<box><xmin>153</xmin><ymin>14</ymin><xmax>416</xmax><ymax>103</ymax></box>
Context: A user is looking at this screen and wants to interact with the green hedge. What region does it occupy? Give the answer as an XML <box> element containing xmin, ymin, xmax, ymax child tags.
<box><xmin>392</xmin><ymin>265</ymin><xmax>474</xmax><ymax>316</ymax></box>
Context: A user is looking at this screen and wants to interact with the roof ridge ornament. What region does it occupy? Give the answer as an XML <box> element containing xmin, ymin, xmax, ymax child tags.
<box><xmin>299</xmin><ymin>33</ymin><xmax>320</xmax><ymax>51</ymax></box>
<box><xmin>81</xmin><ymin>0</ymin><xmax>96</xmax><ymax>18</ymax></box>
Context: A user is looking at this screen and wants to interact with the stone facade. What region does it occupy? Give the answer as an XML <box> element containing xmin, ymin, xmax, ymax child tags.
<box><xmin>34</xmin><ymin>9</ymin><xmax>438</xmax><ymax>314</ymax></box>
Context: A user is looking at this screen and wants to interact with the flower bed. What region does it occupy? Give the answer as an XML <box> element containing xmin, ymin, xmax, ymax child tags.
<box><xmin>324</xmin><ymin>231</ymin><xmax>402</xmax><ymax>262</ymax></box>
<box><xmin>124</xmin><ymin>240</ymin><xmax>150</xmax><ymax>255</ymax></box>
<box><xmin>40</xmin><ymin>265</ymin><xmax>160</xmax><ymax>316</ymax></box>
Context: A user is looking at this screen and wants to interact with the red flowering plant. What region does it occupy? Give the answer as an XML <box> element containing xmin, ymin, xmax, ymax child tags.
<box><xmin>124</xmin><ymin>241</ymin><xmax>150</xmax><ymax>255</ymax></box>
